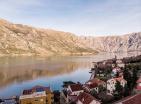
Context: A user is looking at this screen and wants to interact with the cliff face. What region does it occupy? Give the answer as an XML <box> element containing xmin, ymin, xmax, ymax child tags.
<box><xmin>80</xmin><ymin>32</ymin><xmax>141</xmax><ymax>52</ymax></box>
<box><xmin>0</xmin><ymin>19</ymin><xmax>96</xmax><ymax>56</ymax></box>
<box><xmin>0</xmin><ymin>19</ymin><xmax>140</xmax><ymax>56</ymax></box>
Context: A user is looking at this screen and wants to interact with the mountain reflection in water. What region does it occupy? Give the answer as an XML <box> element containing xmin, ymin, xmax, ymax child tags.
<box><xmin>0</xmin><ymin>51</ymin><xmax>140</xmax><ymax>98</ymax></box>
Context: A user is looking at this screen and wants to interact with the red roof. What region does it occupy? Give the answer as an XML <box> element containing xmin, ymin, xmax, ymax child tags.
<box><xmin>23</xmin><ymin>89</ymin><xmax>32</xmax><ymax>95</ymax></box>
<box><xmin>85</xmin><ymin>83</ymin><xmax>98</xmax><ymax>89</ymax></box>
<box><xmin>77</xmin><ymin>92</ymin><xmax>100</xmax><ymax>104</ymax></box>
<box><xmin>87</xmin><ymin>78</ymin><xmax>105</xmax><ymax>85</ymax></box>
<box><xmin>70</xmin><ymin>84</ymin><xmax>83</xmax><ymax>92</ymax></box>
<box><xmin>32</xmin><ymin>85</ymin><xmax>50</xmax><ymax>91</ymax></box>
<box><xmin>22</xmin><ymin>85</ymin><xmax>51</xmax><ymax>95</ymax></box>
<box><xmin>114</xmin><ymin>94</ymin><xmax>141</xmax><ymax>104</ymax></box>
<box><xmin>68</xmin><ymin>95</ymin><xmax>77</xmax><ymax>102</ymax></box>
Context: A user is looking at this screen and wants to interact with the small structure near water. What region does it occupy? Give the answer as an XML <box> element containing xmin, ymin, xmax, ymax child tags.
<box><xmin>19</xmin><ymin>85</ymin><xmax>54</xmax><ymax>104</ymax></box>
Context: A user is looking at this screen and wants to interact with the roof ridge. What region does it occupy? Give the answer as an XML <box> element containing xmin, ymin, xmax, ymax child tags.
<box><xmin>122</xmin><ymin>94</ymin><xmax>140</xmax><ymax>103</ymax></box>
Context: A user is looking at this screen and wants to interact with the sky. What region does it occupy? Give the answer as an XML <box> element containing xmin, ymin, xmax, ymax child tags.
<box><xmin>0</xmin><ymin>0</ymin><xmax>141</xmax><ymax>36</ymax></box>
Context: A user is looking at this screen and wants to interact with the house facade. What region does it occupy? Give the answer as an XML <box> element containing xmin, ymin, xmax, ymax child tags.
<box><xmin>19</xmin><ymin>85</ymin><xmax>54</xmax><ymax>104</ymax></box>
<box><xmin>20</xmin><ymin>91</ymin><xmax>47</xmax><ymax>104</ymax></box>
<box><xmin>107</xmin><ymin>77</ymin><xmax>127</xmax><ymax>94</ymax></box>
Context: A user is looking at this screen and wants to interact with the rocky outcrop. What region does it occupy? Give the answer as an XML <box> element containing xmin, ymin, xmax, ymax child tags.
<box><xmin>0</xmin><ymin>18</ymin><xmax>141</xmax><ymax>56</ymax></box>
<box><xmin>0</xmin><ymin>19</ymin><xmax>96</xmax><ymax>56</ymax></box>
<box><xmin>80</xmin><ymin>32</ymin><xmax>141</xmax><ymax>52</ymax></box>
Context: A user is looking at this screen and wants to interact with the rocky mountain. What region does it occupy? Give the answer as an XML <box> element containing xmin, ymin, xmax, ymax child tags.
<box><xmin>0</xmin><ymin>18</ymin><xmax>141</xmax><ymax>56</ymax></box>
<box><xmin>80</xmin><ymin>32</ymin><xmax>141</xmax><ymax>52</ymax></box>
<box><xmin>0</xmin><ymin>19</ymin><xmax>96</xmax><ymax>56</ymax></box>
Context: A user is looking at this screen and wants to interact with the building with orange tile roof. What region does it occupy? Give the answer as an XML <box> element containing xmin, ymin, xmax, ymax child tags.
<box><xmin>84</xmin><ymin>78</ymin><xmax>106</xmax><ymax>93</ymax></box>
<box><xmin>76</xmin><ymin>92</ymin><xmax>101</xmax><ymax>104</ymax></box>
<box><xmin>19</xmin><ymin>85</ymin><xmax>54</xmax><ymax>104</ymax></box>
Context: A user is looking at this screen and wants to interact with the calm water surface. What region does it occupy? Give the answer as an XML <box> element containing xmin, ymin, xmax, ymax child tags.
<box><xmin>0</xmin><ymin>52</ymin><xmax>140</xmax><ymax>98</ymax></box>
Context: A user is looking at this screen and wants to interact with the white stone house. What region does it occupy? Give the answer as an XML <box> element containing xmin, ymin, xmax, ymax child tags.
<box><xmin>107</xmin><ymin>77</ymin><xmax>127</xmax><ymax>94</ymax></box>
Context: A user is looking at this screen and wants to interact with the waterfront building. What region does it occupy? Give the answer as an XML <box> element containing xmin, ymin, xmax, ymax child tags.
<box><xmin>19</xmin><ymin>85</ymin><xmax>54</xmax><ymax>104</ymax></box>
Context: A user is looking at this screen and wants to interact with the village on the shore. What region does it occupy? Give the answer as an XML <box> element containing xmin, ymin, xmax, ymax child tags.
<box><xmin>1</xmin><ymin>55</ymin><xmax>141</xmax><ymax>104</ymax></box>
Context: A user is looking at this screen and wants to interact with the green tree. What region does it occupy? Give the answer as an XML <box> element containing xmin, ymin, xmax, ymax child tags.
<box><xmin>99</xmin><ymin>85</ymin><xmax>106</xmax><ymax>92</ymax></box>
<box><xmin>114</xmin><ymin>81</ymin><xmax>123</xmax><ymax>100</ymax></box>
<box><xmin>123</xmin><ymin>68</ymin><xmax>132</xmax><ymax>90</ymax></box>
<box><xmin>90</xmin><ymin>89</ymin><xmax>98</xmax><ymax>98</ymax></box>
<box><xmin>132</xmin><ymin>68</ymin><xmax>138</xmax><ymax>88</ymax></box>
<box><xmin>123</xmin><ymin>84</ymin><xmax>130</xmax><ymax>97</ymax></box>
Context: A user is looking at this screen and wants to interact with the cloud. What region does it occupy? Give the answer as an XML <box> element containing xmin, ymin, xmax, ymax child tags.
<box><xmin>0</xmin><ymin>0</ymin><xmax>43</xmax><ymax>18</ymax></box>
<box><xmin>0</xmin><ymin>0</ymin><xmax>141</xmax><ymax>36</ymax></box>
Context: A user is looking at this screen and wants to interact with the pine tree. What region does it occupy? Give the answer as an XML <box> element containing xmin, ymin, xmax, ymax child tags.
<box><xmin>114</xmin><ymin>81</ymin><xmax>123</xmax><ymax>100</ymax></box>
<box><xmin>132</xmin><ymin>68</ymin><xmax>138</xmax><ymax>88</ymax></box>
<box><xmin>123</xmin><ymin>68</ymin><xmax>132</xmax><ymax>90</ymax></box>
<box><xmin>123</xmin><ymin>84</ymin><xmax>130</xmax><ymax>97</ymax></box>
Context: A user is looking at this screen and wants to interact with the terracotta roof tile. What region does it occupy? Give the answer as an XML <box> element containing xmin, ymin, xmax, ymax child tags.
<box><xmin>77</xmin><ymin>92</ymin><xmax>100</xmax><ymax>104</ymax></box>
<box><xmin>85</xmin><ymin>83</ymin><xmax>98</xmax><ymax>89</ymax></box>
<box><xmin>23</xmin><ymin>89</ymin><xmax>32</xmax><ymax>95</ymax></box>
<box><xmin>70</xmin><ymin>84</ymin><xmax>83</xmax><ymax>92</ymax></box>
<box><xmin>87</xmin><ymin>78</ymin><xmax>105</xmax><ymax>85</ymax></box>
<box><xmin>22</xmin><ymin>85</ymin><xmax>51</xmax><ymax>95</ymax></box>
<box><xmin>32</xmin><ymin>85</ymin><xmax>51</xmax><ymax>92</ymax></box>
<box><xmin>114</xmin><ymin>94</ymin><xmax>141</xmax><ymax>104</ymax></box>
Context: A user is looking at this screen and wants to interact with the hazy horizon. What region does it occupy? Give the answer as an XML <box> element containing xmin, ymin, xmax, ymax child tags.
<box><xmin>0</xmin><ymin>0</ymin><xmax>141</xmax><ymax>36</ymax></box>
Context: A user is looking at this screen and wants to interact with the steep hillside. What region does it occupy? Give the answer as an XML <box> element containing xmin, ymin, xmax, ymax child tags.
<box><xmin>0</xmin><ymin>19</ymin><xmax>140</xmax><ymax>56</ymax></box>
<box><xmin>79</xmin><ymin>32</ymin><xmax>141</xmax><ymax>52</ymax></box>
<box><xmin>0</xmin><ymin>19</ymin><xmax>96</xmax><ymax>56</ymax></box>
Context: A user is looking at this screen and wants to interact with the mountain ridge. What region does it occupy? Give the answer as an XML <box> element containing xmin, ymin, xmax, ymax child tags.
<box><xmin>0</xmin><ymin>19</ymin><xmax>141</xmax><ymax>56</ymax></box>
<box><xmin>0</xmin><ymin>19</ymin><xmax>96</xmax><ymax>56</ymax></box>
<box><xmin>80</xmin><ymin>32</ymin><xmax>141</xmax><ymax>52</ymax></box>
